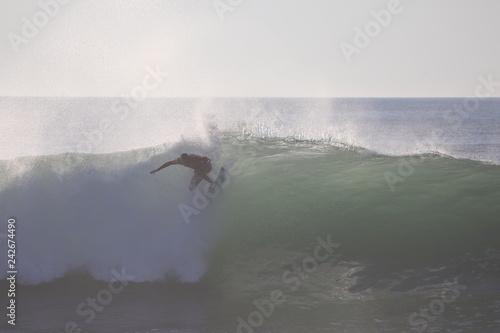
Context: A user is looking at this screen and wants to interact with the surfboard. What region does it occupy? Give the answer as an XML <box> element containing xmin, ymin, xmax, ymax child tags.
<box><xmin>207</xmin><ymin>167</ymin><xmax>226</xmax><ymax>196</ymax></box>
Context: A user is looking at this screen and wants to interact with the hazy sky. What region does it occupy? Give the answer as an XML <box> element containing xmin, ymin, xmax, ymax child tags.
<box><xmin>0</xmin><ymin>0</ymin><xmax>499</xmax><ymax>97</ymax></box>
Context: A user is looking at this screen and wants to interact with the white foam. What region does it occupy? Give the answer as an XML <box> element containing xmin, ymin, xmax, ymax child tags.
<box><xmin>0</xmin><ymin>141</ymin><xmax>222</xmax><ymax>285</ymax></box>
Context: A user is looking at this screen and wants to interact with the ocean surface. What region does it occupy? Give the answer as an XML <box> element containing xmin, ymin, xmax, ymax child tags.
<box><xmin>0</xmin><ymin>97</ymin><xmax>499</xmax><ymax>333</ymax></box>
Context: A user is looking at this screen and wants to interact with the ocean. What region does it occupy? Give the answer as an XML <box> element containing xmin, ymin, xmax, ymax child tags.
<box><xmin>0</xmin><ymin>97</ymin><xmax>499</xmax><ymax>333</ymax></box>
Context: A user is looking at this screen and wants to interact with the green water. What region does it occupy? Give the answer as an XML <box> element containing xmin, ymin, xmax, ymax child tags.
<box><xmin>1</xmin><ymin>138</ymin><xmax>499</xmax><ymax>333</ymax></box>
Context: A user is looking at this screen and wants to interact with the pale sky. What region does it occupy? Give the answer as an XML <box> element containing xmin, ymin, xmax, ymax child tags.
<box><xmin>0</xmin><ymin>0</ymin><xmax>499</xmax><ymax>97</ymax></box>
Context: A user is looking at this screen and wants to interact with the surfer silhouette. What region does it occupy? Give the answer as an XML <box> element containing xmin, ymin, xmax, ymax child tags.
<box><xmin>150</xmin><ymin>153</ymin><xmax>214</xmax><ymax>191</ymax></box>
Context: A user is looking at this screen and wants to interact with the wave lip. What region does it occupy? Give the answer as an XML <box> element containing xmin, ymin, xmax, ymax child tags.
<box><xmin>1</xmin><ymin>98</ymin><xmax>499</xmax><ymax>165</ymax></box>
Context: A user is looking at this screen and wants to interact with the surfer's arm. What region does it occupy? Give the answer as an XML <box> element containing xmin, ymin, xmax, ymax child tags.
<box><xmin>150</xmin><ymin>159</ymin><xmax>179</xmax><ymax>174</ymax></box>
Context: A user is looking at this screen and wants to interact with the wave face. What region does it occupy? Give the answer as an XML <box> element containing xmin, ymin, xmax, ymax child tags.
<box><xmin>0</xmin><ymin>97</ymin><xmax>499</xmax><ymax>288</ymax></box>
<box><xmin>213</xmin><ymin>139</ymin><xmax>500</xmax><ymax>294</ymax></box>
<box><xmin>1</xmin><ymin>136</ymin><xmax>499</xmax><ymax>288</ymax></box>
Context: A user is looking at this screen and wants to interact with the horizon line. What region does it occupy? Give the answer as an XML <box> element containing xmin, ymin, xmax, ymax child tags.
<box><xmin>1</xmin><ymin>96</ymin><xmax>500</xmax><ymax>99</ymax></box>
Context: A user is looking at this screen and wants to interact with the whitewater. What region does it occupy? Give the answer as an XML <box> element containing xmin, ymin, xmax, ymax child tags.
<box><xmin>0</xmin><ymin>97</ymin><xmax>499</xmax><ymax>333</ymax></box>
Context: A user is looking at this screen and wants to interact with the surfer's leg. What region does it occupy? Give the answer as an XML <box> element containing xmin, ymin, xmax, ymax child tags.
<box><xmin>189</xmin><ymin>173</ymin><xmax>203</xmax><ymax>191</ymax></box>
<box><xmin>202</xmin><ymin>174</ymin><xmax>214</xmax><ymax>183</ymax></box>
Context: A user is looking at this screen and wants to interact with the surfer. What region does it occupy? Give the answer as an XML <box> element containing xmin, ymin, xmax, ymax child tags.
<box><xmin>150</xmin><ymin>153</ymin><xmax>214</xmax><ymax>191</ymax></box>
